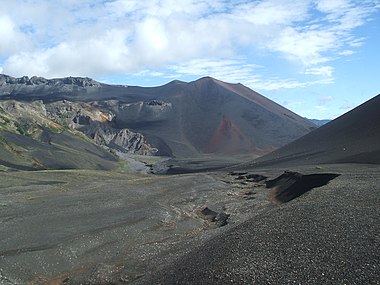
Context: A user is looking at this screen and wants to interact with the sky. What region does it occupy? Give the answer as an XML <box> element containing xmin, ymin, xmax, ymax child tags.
<box><xmin>0</xmin><ymin>0</ymin><xmax>379</xmax><ymax>119</ymax></box>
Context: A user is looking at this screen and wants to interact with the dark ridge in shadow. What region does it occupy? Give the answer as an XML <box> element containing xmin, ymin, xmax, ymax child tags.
<box><xmin>266</xmin><ymin>171</ymin><xmax>340</xmax><ymax>203</ymax></box>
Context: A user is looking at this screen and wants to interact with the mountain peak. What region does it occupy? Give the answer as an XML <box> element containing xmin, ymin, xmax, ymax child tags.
<box><xmin>193</xmin><ymin>76</ymin><xmax>223</xmax><ymax>84</ymax></box>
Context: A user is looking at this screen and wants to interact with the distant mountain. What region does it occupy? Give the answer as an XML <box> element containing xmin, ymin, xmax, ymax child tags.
<box><xmin>307</xmin><ymin>118</ymin><xmax>331</xmax><ymax>127</ymax></box>
<box><xmin>0</xmin><ymin>74</ymin><xmax>316</xmax><ymax>169</ymax></box>
<box><xmin>251</xmin><ymin>94</ymin><xmax>380</xmax><ymax>166</ymax></box>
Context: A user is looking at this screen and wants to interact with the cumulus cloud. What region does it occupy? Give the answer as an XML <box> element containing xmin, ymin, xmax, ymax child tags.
<box><xmin>0</xmin><ymin>0</ymin><xmax>378</xmax><ymax>89</ymax></box>
<box><xmin>0</xmin><ymin>15</ymin><xmax>30</xmax><ymax>56</ymax></box>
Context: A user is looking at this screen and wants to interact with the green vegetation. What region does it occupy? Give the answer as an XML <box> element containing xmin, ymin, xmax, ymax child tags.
<box><xmin>0</xmin><ymin>164</ymin><xmax>9</xmax><ymax>171</ymax></box>
<box><xmin>0</xmin><ymin>134</ymin><xmax>26</xmax><ymax>156</ymax></box>
<box><xmin>0</xmin><ymin>114</ymin><xmax>11</xmax><ymax>131</ymax></box>
<box><xmin>0</xmin><ymin>114</ymin><xmax>10</xmax><ymax>124</ymax></box>
<box><xmin>118</xmin><ymin>158</ymin><xmax>129</xmax><ymax>171</ymax></box>
<box><xmin>14</xmin><ymin>121</ymin><xmax>29</xmax><ymax>136</ymax></box>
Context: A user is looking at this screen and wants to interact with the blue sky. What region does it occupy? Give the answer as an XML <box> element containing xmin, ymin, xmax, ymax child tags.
<box><xmin>0</xmin><ymin>0</ymin><xmax>379</xmax><ymax>119</ymax></box>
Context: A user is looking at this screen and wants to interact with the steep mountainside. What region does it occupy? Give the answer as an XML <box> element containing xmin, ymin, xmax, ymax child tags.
<box><xmin>250</xmin><ymin>94</ymin><xmax>380</xmax><ymax>166</ymax></box>
<box><xmin>0</xmin><ymin>100</ymin><xmax>120</xmax><ymax>170</ymax></box>
<box><xmin>0</xmin><ymin>74</ymin><xmax>315</xmax><ymax>158</ymax></box>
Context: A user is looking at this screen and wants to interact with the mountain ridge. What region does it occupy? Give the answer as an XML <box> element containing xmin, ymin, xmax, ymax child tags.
<box><xmin>0</xmin><ymin>73</ymin><xmax>316</xmax><ymax>168</ymax></box>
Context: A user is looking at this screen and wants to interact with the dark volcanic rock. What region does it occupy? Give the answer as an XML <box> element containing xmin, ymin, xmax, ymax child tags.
<box><xmin>200</xmin><ymin>207</ymin><xmax>218</xmax><ymax>221</ymax></box>
<box><xmin>199</xmin><ymin>207</ymin><xmax>230</xmax><ymax>227</ymax></box>
<box><xmin>235</xmin><ymin>173</ymin><xmax>267</xmax><ymax>182</ymax></box>
<box><xmin>229</xmin><ymin>171</ymin><xmax>248</xmax><ymax>176</ymax></box>
<box><xmin>266</xmin><ymin>171</ymin><xmax>340</xmax><ymax>203</ymax></box>
<box><xmin>214</xmin><ymin>212</ymin><xmax>230</xmax><ymax>227</ymax></box>
<box><xmin>245</xmin><ymin>173</ymin><xmax>267</xmax><ymax>182</ymax></box>
<box><xmin>73</xmin><ymin>113</ymin><xmax>91</xmax><ymax>125</ymax></box>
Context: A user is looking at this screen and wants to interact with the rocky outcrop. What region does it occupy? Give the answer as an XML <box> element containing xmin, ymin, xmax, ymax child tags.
<box><xmin>58</xmin><ymin>103</ymin><xmax>159</xmax><ymax>155</ymax></box>
<box><xmin>0</xmin><ymin>74</ymin><xmax>101</xmax><ymax>87</ymax></box>
<box><xmin>73</xmin><ymin>112</ymin><xmax>91</xmax><ymax>125</ymax></box>
<box><xmin>266</xmin><ymin>171</ymin><xmax>340</xmax><ymax>203</ymax></box>
<box><xmin>91</xmin><ymin>126</ymin><xmax>158</xmax><ymax>155</ymax></box>
<box><xmin>198</xmin><ymin>207</ymin><xmax>230</xmax><ymax>228</ymax></box>
<box><xmin>113</xmin><ymin>129</ymin><xmax>157</xmax><ymax>155</ymax></box>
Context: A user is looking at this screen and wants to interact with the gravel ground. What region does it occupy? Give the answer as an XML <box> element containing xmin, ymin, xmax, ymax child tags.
<box><xmin>0</xmin><ymin>168</ymin><xmax>272</xmax><ymax>284</ymax></box>
<box><xmin>138</xmin><ymin>164</ymin><xmax>380</xmax><ymax>284</ymax></box>
<box><xmin>1</xmin><ymin>164</ymin><xmax>378</xmax><ymax>284</ymax></box>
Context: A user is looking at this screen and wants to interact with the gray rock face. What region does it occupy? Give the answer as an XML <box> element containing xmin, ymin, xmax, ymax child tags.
<box><xmin>112</xmin><ymin>129</ymin><xmax>157</xmax><ymax>155</ymax></box>
<box><xmin>90</xmin><ymin>125</ymin><xmax>157</xmax><ymax>155</ymax></box>
<box><xmin>0</xmin><ymin>74</ymin><xmax>100</xmax><ymax>87</ymax></box>
<box><xmin>46</xmin><ymin>100</ymin><xmax>158</xmax><ymax>155</ymax></box>
<box><xmin>73</xmin><ymin>112</ymin><xmax>91</xmax><ymax>125</ymax></box>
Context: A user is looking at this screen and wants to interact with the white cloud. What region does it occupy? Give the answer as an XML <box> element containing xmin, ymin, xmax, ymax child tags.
<box><xmin>0</xmin><ymin>0</ymin><xmax>378</xmax><ymax>86</ymax></box>
<box><xmin>268</xmin><ymin>27</ymin><xmax>337</xmax><ymax>65</ymax></box>
<box><xmin>316</xmin><ymin>0</ymin><xmax>351</xmax><ymax>14</ymax></box>
<box><xmin>305</xmin><ymin>66</ymin><xmax>334</xmax><ymax>77</ymax></box>
<box><xmin>339</xmin><ymin>50</ymin><xmax>355</xmax><ymax>55</ymax></box>
<box><xmin>0</xmin><ymin>15</ymin><xmax>30</xmax><ymax>57</ymax></box>
<box><xmin>232</xmin><ymin>0</ymin><xmax>310</xmax><ymax>25</ymax></box>
<box><xmin>3</xmin><ymin>28</ymin><xmax>133</xmax><ymax>77</ymax></box>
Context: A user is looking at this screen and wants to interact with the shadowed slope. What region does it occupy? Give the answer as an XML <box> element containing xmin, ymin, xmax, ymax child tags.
<box><xmin>0</xmin><ymin>130</ymin><xmax>118</xmax><ymax>170</ymax></box>
<box><xmin>266</xmin><ymin>171</ymin><xmax>340</xmax><ymax>203</ymax></box>
<box><xmin>251</xmin><ymin>94</ymin><xmax>380</xmax><ymax>166</ymax></box>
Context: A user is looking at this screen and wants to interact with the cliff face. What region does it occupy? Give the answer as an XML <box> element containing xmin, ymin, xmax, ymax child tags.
<box><xmin>45</xmin><ymin>100</ymin><xmax>158</xmax><ymax>155</ymax></box>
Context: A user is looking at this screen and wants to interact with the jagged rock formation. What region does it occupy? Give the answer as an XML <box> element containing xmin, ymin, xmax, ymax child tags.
<box><xmin>0</xmin><ymin>74</ymin><xmax>101</xmax><ymax>87</ymax></box>
<box><xmin>45</xmin><ymin>100</ymin><xmax>158</xmax><ymax>155</ymax></box>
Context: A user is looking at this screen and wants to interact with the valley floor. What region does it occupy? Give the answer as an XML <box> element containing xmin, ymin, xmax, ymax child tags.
<box><xmin>0</xmin><ymin>166</ymin><xmax>271</xmax><ymax>284</ymax></box>
<box><xmin>0</xmin><ymin>163</ymin><xmax>379</xmax><ymax>284</ymax></box>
